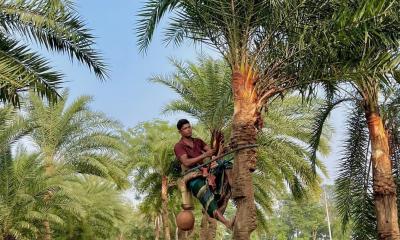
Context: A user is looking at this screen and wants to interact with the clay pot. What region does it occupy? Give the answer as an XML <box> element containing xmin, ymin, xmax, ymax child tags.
<box><xmin>176</xmin><ymin>210</ymin><xmax>195</xmax><ymax>231</ymax></box>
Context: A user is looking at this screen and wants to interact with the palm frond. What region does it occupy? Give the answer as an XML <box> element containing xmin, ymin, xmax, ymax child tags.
<box><xmin>309</xmin><ymin>98</ymin><xmax>350</xmax><ymax>171</ymax></box>
<box><xmin>136</xmin><ymin>0</ymin><xmax>180</xmax><ymax>52</ymax></box>
<box><xmin>335</xmin><ymin>103</ymin><xmax>376</xmax><ymax>239</ymax></box>
<box><xmin>0</xmin><ymin>36</ymin><xmax>63</xmax><ymax>105</ymax></box>
<box><xmin>0</xmin><ymin>0</ymin><xmax>108</xmax><ymax>79</ymax></box>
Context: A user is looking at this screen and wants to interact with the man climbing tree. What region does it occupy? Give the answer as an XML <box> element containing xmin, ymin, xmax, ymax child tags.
<box><xmin>174</xmin><ymin>119</ymin><xmax>234</xmax><ymax>230</ymax></box>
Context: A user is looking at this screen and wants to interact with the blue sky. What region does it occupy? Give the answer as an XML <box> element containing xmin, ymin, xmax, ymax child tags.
<box><xmin>46</xmin><ymin>0</ymin><xmax>206</xmax><ymax>127</ymax></box>
<box><xmin>43</xmin><ymin>0</ymin><xmax>346</xmax><ymax>182</ymax></box>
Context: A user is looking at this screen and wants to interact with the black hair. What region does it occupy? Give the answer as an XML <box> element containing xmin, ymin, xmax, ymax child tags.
<box><xmin>177</xmin><ymin>119</ymin><xmax>190</xmax><ymax>130</ymax></box>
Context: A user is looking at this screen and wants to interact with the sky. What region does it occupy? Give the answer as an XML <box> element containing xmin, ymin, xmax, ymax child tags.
<box><xmin>45</xmin><ymin>0</ymin><xmax>205</xmax><ymax>126</ymax></box>
<box><xmin>42</xmin><ymin>0</ymin><xmax>347</xmax><ymax>184</ymax></box>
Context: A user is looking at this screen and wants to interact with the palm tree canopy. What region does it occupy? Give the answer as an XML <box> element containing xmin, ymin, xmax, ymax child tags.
<box><xmin>26</xmin><ymin>91</ymin><xmax>128</xmax><ymax>188</ymax></box>
<box><xmin>303</xmin><ymin>0</ymin><xmax>400</xmax><ymax>97</ymax></box>
<box><xmin>123</xmin><ymin>120</ymin><xmax>179</xmax><ymax>190</ymax></box>
<box><xmin>138</xmin><ymin>0</ymin><xmax>339</xmax><ymax>108</ymax></box>
<box><xmin>151</xmin><ymin>56</ymin><xmax>232</xmax><ymax>133</ymax></box>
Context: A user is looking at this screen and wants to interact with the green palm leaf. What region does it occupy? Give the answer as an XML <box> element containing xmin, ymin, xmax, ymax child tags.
<box><xmin>0</xmin><ymin>36</ymin><xmax>62</xmax><ymax>105</ymax></box>
<box><xmin>335</xmin><ymin>103</ymin><xmax>376</xmax><ymax>239</ymax></box>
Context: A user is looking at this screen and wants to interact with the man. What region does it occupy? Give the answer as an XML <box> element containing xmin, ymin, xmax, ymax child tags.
<box><xmin>174</xmin><ymin>119</ymin><xmax>234</xmax><ymax>229</ymax></box>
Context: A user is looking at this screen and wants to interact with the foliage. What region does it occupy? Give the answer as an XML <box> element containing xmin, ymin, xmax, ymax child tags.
<box><xmin>26</xmin><ymin>91</ymin><xmax>128</xmax><ymax>187</ymax></box>
<box><xmin>0</xmin><ymin>0</ymin><xmax>108</xmax><ymax>105</ymax></box>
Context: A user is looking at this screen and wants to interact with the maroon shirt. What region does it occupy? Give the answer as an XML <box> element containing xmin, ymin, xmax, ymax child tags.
<box><xmin>174</xmin><ymin>138</ymin><xmax>207</xmax><ymax>166</ymax></box>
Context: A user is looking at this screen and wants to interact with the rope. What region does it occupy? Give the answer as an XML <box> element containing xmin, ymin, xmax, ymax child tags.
<box><xmin>183</xmin><ymin>144</ymin><xmax>258</xmax><ymax>175</ymax></box>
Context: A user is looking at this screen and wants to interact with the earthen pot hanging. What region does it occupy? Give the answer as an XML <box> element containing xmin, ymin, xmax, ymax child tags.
<box><xmin>176</xmin><ymin>210</ymin><xmax>195</xmax><ymax>231</ymax></box>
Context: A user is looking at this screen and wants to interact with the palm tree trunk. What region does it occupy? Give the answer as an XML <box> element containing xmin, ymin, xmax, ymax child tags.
<box><xmin>155</xmin><ymin>215</ymin><xmax>160</xmax><ymax>240</ymax></box>
<box><xmin>231</xmin><ymin>68</ymin><xmax>259</xmax><ymax>239</ymax></box>
<box><xmin>4</xmin><ymin>235</ymin><xmax>16</xmax><ymax>240</ymax></box>
<box><xmin>365</xmin><ymin>104</ymin><xmax>400</xmax><ymax>240</ymax></box>
<box><xmin>44</xmin><ymin>158</ymin><xmax>54</xmax><ymax>240</ymax></box>
<box><xmin>161</xmin><ymin>176</ymin><xmax>171</xmax><ymax>240</ymax></box>
<box><xmin>177</xmin><ymin>228</ymin><xmax>191</xmax><ymax>240</ymax></box>
<box><xmin>44</xmin><ymin>220</ymin><xmax>52</xmax><ymax>240</ymax></box>
<box><xmin>312</xmin><ymin>228</ymin><xmax>317</xmax><ymax>240</ymax></box>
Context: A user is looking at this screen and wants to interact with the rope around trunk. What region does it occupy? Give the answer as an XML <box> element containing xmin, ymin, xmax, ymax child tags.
<box><xmin>183</xmin><ymin>144</ymin><xmax>259</xmax><ymax>175</ymax></box>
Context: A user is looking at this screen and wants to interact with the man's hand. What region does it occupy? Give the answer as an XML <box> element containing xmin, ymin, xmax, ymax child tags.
<box><xmin>210</xmin><ymin>158</ymin><xmax>218</xmax><ymax>169</ymax></box>
<box><xmin>203</xmin><ymin>149</ymin><xmax>215</xmax><ymax>158</ymax></box>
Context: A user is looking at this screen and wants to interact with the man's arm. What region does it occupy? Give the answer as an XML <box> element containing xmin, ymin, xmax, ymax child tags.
<box><xmin>178</xmin><ymin>151</ymin><xmax>213</xmax><ymax>168</ymax></box>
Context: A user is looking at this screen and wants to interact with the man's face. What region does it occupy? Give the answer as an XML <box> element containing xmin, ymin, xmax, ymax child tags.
<box><xmin>179</xmin><ymin>123</ymin><xmax>192</xmax><ymax>137</ymax></box>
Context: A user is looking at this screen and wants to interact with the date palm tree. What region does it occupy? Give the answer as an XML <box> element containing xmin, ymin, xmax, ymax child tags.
<box><xmin>137</xmin><ymin>1</ymin><xmax>327</xmax><ymax>237</ymax></box>
<box><xmin>25</xmin><ymin>91</ymin><xmax>127</xmax><ymax>239</ymax></box>
<box><xmin>306</xmin><ymin>0</ymin><xmax>400</xmax><ymax>237</ymax></box>
<box><xmin>121</xmin><ymin>121</ymin><xmax>181</xmax><ymax>240</ymax></box>
<box><xmin>153</xmin><ymin>57</ymin><xmax>330</xmax><ymax>237</ymax></box>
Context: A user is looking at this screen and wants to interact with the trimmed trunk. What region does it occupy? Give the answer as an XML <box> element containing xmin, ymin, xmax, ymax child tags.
<box><xmin>161</xmin><ymin>176</ymin><xmax>171</xmax><ymax>240</ymax></box>
<box><xmin>365</xmin><ymin>104</ymin><xmax>400</xmax><ymax>240</ymax></box>
<box><xmin>231</xmin><ymin>67</ymin><xmax>259</xmax><ymax>239</ymax></box>
<box><xmin>177</xmin><ymin>228</ymin><xmax>192</xmax><ymax>240</ymax></box>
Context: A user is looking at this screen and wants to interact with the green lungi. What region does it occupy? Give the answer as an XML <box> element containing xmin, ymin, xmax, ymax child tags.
<box><xmin>187</xmin><ymin>159</ymin><xmax>232</xmax><ymax>218</ymax></box>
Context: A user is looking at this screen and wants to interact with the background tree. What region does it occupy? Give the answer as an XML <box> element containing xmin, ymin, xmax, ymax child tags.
<box><xmin>327</xmin><ymin>86</ymin><xmax>400</xmax><ymax>239</ymax></box>
<box><xmin>0</xmin><ymin>97</ymin><xmax>137</xmax><ymax>240</ymax></box>
<box><xmin>122</xmin><ymin>120</ymin><xmax>181</xmax><ymax>240</ymax></box>
<box><xmin>0</xmin><ymin>150</ymin><xmax>52</xmax><ymax>240</ymax></box>
<box><xmin>264</xmin><ymin>186</ymin><xmax>351</xmax><ymax>240</ymax></box>
<box><xmin>26</xmin><ymin>91</ymin><xmax>127</xmax><ymax>186</ymax></box>
<box><xmin>151</xmin><ymin>57</ymin><xmax>232</xmax><ymax>239</ymax></box>
<box><xmin>52</xmin><ymin>175</ymin><xmax>128</xmax><ymax>240</ymax></box>
<box><xmin>24</xmin><ymin>91</ymin><xmax>128</xmax><ymax>239</ymax></box>
<box><xmin>304</xmin><ymin>1</ymin><xmax>400</xmax><ymax>237</ymax></box>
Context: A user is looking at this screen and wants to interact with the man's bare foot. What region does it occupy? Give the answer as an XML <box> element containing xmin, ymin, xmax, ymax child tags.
<box><xmin>226</xmin><ymin>215</ymin><xmax>236</xmax><ymax>231</ymax></box>
<box><xmin>214</xmin><ymin>210</ymin><xmax>232</xmax><ymax>230</ymax></box>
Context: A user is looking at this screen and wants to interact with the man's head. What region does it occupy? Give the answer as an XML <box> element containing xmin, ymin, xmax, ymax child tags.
<box><xmin>177</xmin><ymin>119</ymin><xmax>192</xmax><ymax>137</ymax></box>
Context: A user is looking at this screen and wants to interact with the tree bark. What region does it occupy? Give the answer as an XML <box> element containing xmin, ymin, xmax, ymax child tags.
<box><xmin>162</xmin><ymin>176</ymin><xmax>171</xmax><ymax>240</ymax></box>
<box><xmin>177</xmin><ymin>228</ymin><xmax>193</xmax><ymax>240</ymax></box>
<box><xmin>365</xmin><ymin>105</ymin><xmax>400</xmax><ymax>240</ymax></box>
<box><xmin>231</xmin><ymin>68</ymin><xmax>259</xmax><ymax>239</ymax></box>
